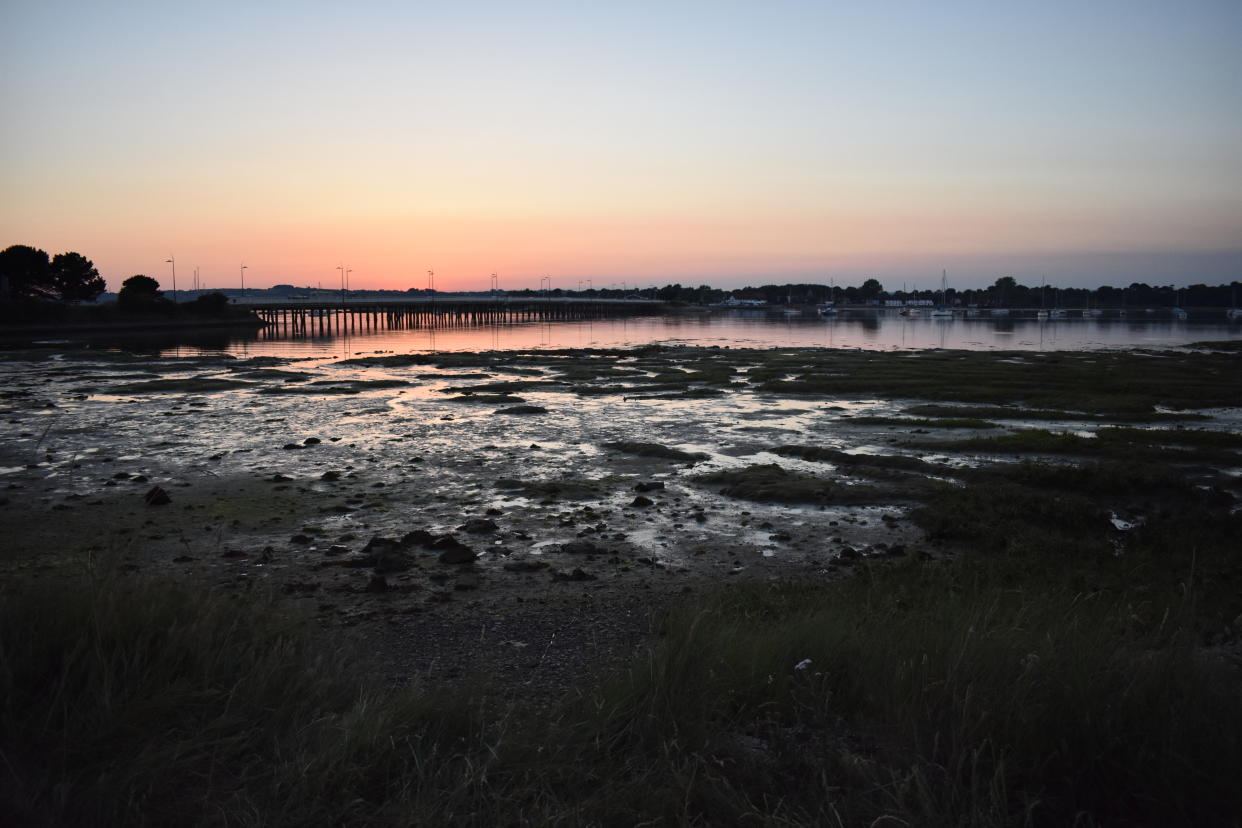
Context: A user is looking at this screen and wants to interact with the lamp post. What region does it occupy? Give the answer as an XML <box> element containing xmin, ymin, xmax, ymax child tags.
<box><xmin>240</xmin><ymin>264</ymin><xmax>247</xmax><ymax>294</ymax></box>
<box><xmin>337</xmin><ymin>265</ymin><xmax>345</xmax><ymax>303</ymax></box>
<box><xmin>165</xmin><ymin>256</ymin><xmax>177</xmax><ymax>303</ymax></box>
<box><xmin>490</xmin><ymin>273</ymin><xmax>498</xmax><ymax>293</ymax></box>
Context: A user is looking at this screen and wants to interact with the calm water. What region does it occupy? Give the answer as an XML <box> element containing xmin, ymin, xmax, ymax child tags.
<box><xmin>60</xmin><ymin>310</ymin><xmax>1242</xmax><ymax>358</ymax></box>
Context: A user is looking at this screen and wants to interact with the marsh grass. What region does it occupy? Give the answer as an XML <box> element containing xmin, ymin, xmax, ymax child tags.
<box><xmin>0</xmin><ymin>574</ymin><xmax>496</xmax><ymax>827</ymax></box>
<box><xmin>5</xmin><ymin>521</ymin><xmax>1240</xmax><ymax>826</ymax></box>
<box><xmin>603</xmin><ymin>560</ymin><xmax>1242</xmax><ymax>826</ymax></box>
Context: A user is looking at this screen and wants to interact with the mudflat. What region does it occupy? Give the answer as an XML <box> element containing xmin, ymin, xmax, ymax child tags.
<box><xmin>2</xmin><ymin>342</ymin><xmax>1240</xmax><ymax>688</ymax></box>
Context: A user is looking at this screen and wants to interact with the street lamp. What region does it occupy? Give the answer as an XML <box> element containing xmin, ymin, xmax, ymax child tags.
<box><xmin>165</xmin><ymin>256</ymin><xmax>176</xmax><ymax>303</ymax></box>
<box><xmin>490</xmin><ymin>273</ymin><xmax>498</xmax><ymax>293</ymax></box>
<box><xmin>240</xmin><ymin>264</ymin><xmax>247</xmax><ymax>294</ymax></box>
<box><xmin>337</xmin><ymin>265</ymin><xmax>345</xmax><ymax>302</ymax></box>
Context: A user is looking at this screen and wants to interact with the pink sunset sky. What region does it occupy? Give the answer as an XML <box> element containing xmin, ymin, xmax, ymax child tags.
<box><xmin>3</xmin><ymin>1</ymin><xmax>1240</xmax><ymax>293</ymax></box>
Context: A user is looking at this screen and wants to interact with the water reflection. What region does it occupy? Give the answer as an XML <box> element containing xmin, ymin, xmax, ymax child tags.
<box><xmin>18</xmin><ymin>310</ymin><xmax>1239</xmax><ymax>359</ymax></box>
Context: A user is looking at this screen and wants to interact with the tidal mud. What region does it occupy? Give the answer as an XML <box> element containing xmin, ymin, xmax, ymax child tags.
<box><xmin>2</xmin><ymin>343</ymin><xmax>1239</xmax><ymax>688</ymax></box>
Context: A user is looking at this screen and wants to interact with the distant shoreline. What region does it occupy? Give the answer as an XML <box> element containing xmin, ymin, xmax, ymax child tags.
<box><xmin>0</xmin><ymin>315</ymin><xmax>266</xmax><ymax>340</ymax></box>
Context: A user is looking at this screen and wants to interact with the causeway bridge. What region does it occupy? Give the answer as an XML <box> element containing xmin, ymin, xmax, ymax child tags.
<box><xmin>241</xmin><ymin>296</ymin><xmax>665</xmax><ymax>335</ymax></box>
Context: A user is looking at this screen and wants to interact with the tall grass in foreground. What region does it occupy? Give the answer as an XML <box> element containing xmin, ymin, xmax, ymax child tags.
<box><xmin>0</xmin><ymin>575</ymin><xmax>495</xmax><ymax>826</ymax></box>
<box><xmin>589</xmin><ymin>562</ymin><xmax>1242</xmax><ymax>826</ymax></box>
<box><xmin>3</xmin><ymin>556</ymin><xmax>1240</xmax><ymax>825</ymax></box>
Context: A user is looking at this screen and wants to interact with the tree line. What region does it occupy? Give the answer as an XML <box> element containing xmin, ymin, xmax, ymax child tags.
<box><xmin>512</xmin><ymin>277</ymin><xmax>1240</xmax><ymax>308</ymax></box>
<box><xmin>0</xmin><ymin>244</ymin><xmax>106</xmax><ymax>303</ymax></box>
<box><xmin>0</xmin><ymin>244</ymin><xmax>241</xmax><ymax>324</ymax></box>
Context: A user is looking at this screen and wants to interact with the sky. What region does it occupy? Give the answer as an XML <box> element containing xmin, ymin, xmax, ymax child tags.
<box><xmin>3</xmin><ymin>0</ymin><xmax>1240</xmax><ymax>293</ymax></box>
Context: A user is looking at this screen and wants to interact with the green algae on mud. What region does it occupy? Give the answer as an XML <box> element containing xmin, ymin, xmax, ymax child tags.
<box><xmin>902</xmin><ymin>403</ymin><xmax>1211</xmax><ymax>423</ymax></box>
<box><xmin>773</xmin><ymin>444</ymin><xmax>944</xmax><ymax>473</ymax></box>
<box><xmin>109</xmin><ymin>377</ymin><xmax>255</xmax><ymax>393</ymax></box>
<box><xmin>842</xmin><ymin>415</ymin><xmax>1000</xmax><ymax>429</ymax></box>
<box><xmin>918</xmin><ymin>426</ymin><xmax>1242</xmax><ymax>464</ymax></box>
<box><xmin>338</xmin><ymin>344</ymin><xmax>1242</xmax><ymax>417</ymax></box>
<box><xmin>695</xmin><ymin>463</ymin><xmax>902</xmax><ymax>505</ymax></box>
<box><xmin>602</xmin><ymin>441</ymin><xmax>709</xmax><ymax>462</ymax></box>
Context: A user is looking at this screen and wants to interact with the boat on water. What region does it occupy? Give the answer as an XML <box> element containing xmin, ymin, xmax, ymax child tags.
<box><xmin>817</xmin><ymin>302</ymin><xmax>837</xmax><ymax>316</ymax></box>
<box><xmin>929</xmin><ymin>270</ymin><xmax>953</xmax><ymax>317</ymax></box>
<box><xmin>1228</xmin><ymin>308</ymin><xmax>1242</xmax><ymax>320</ymax></box>
<box><xmin>1049</xmin><ymin>309</ymin><xmax>1068</xmax><ymax>319</ymax></box>
<box><xmin>990</xmin><ymin>308</ymin><xmax>1010</xmax><ymax>316</ymax></box>
<box><xmin>1171</xmin><ymin>307</ymin><xmax>1188</xmax><ymax>320</ymax></box>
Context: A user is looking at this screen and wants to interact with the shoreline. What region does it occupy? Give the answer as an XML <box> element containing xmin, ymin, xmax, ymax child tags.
<box><xmin>0</xmin><ymin>316</ymin><xmax>266</xmax><ymax>339</ymax></box>
<box><xmin>2</xmin><ymin>340</ymin><xmax>1240</xmax><ymax>823</ymax></box>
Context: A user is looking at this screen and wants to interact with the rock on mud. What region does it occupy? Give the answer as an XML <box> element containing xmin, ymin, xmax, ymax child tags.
<box><xmin>143</xmin><ymin>486</ymin><xmax>171</xmax><ymax>506</ymax></box>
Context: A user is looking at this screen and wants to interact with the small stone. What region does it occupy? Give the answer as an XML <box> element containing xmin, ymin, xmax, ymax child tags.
<box><xmin>503</xmin><ymin>559</ymin><xmax>550</xmax><ymax>573</ymax></box>
<box><xmin>143</xmin><ymin>486</ymin><xmax>171</xmax><ymax>506</ymax></box>
<box><xmin>561</xmin><ymin>540</ymin><xmax>600</xmax><ymax>555</ymax></box>
<box><xmin>438</xmin><ymin>546</ymin><xmax>477</xmax><ymax>565</ymax></box>
<box><xmin>459</xmin><ymin>518</ymin><xmax>498</xmax><ymax>534</ymax></box>
<box><xmin>321</xmin><ymin>470</ymin><xmax>342</xmax><ymax>481</ymax></box>
<box><xmin>634</xmin><ymin>481</ymin><xmax>665</xmax><ymax>492</ymax></box>
<box><xmin>400</xmin><ymin>529</ymin><xmax>435</xmax><ymax>548</ymax></box>
<box><xmin>630</xmin><ymin>495</ymin><xmax>654</xmax><ymax>508</ymax></box>
<box><xmin>552</xmin><ymin>567</ymin><xmax>597</xmax><ymax>582</ymax></box>
<box><xmin>282</xmin><ymin>443</ymin><xmax>303</xmax><ymax>450</ymax></box>
<box><xmin>303</xmin><ymin>437</ymin><xmax>321</xmax><ymax>445</ymax></box>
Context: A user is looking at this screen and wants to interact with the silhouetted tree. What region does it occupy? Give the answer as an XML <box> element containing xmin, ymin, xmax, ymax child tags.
<box><xmin>0</xmin><ymin>244</ymin><xmax>53</xmax><ymax>300</ymax></box>
<box><xmin>859</xmin><ymin>278</ymin><xmax>884</xmax><ymax>299</ymax></box>
<box><xmin>117</xmin><ymin>274</ymin><xmax>166</xmax><ymax>308</ymax></box>
<box><xmin>187</xmin><ymin>291</ymin><xmax>230</xmax><ymax>316</ymax></box>
<box><xmin>49</xmin><ymin>252</ymin><xmax>105</xmax><ymax>302</ymax></box>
